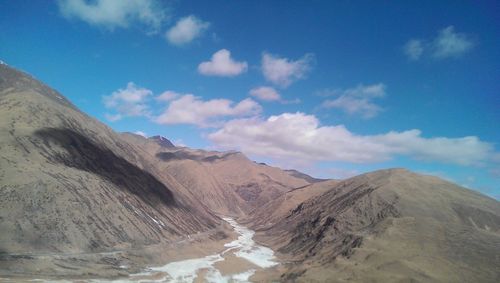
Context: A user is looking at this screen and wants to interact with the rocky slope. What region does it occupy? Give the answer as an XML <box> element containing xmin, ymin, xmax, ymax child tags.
<box><xmin>120</xmin><ymin>132</ymin><xmax>310</xmax><ymax>216</ymax></box>
<box><xmin>251</xmin><ymin>169</ymin><xmax>500</xmax><ymax>282</ymax></box>
<box><xmin>244</xmin><ymin>179</ymin><xmax>339</xmax><ymax>229</ymax></box>
<box><xmin>0</xmin><ymin>64</ymin><xmax>224</xmax><ymax>277</ymax></box>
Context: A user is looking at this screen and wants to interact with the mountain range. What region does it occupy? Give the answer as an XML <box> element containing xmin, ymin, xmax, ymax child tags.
<box><xmin>0</xmin><ymin>63</ymin><xmax>499</xmax><ymax>282</ymax></box>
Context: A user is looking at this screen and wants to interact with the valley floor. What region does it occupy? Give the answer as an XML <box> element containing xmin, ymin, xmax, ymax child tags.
<box><xmin>122</xmin><ymin>217</ymin><xmax>280</xmax><ymax>282</ymax></box>
<box><xmin>0</xmin><ymin>218</ymin><xmax>282</xmax><ymax>283</ymax></box>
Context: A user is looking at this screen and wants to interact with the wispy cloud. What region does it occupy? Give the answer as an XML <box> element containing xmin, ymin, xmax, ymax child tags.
<box><xmin>57</xmin><ymin>0</ymin><xmax>167</xmax><ymax>32</ymax></box>
<box><xmin>165</xmin><ymin>15</ymin><xmax>209</xmax><ymax>45</ymax></box>
<box><xmin>198</xmin><ymin>49</ymin><xmax>248</xmax><ymax>77</ymax></box>
<box><xmin>403</xmin><ymin>26</ymin><xmax>474</xmax><ymax>60</ymax></box>
<box><xmin>261</xmin><ymin>52</ymin><xmax>314</xmax><ymax>88</ymax></box>
<box><xmin>404</xmin><ymin>39</ymin><xmax>424</xmax><ymax>60</ymax></box>
<box><xmin>432</xmin><ymin>26</ymin><xmax>474</xmax><ymax>58</ymax></box>
<box><xmin>320</xmin><ymin>83</ymin><xmax>386</xmax><ymax>119</ymax></box>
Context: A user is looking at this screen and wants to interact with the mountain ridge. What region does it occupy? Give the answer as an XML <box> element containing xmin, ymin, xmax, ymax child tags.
<box><xmin>0</xmin><ymin>63</ymin><xmax>229</xmax><ymax>277</ymax></box>
<box><xmin>1</xmin><ymin>63</ymin><xmax>499</xmax><ymax>282</ymax></box>
<box><xmin>249</xmin><ymin>168</ymin><xmax>500</xmax><ymax>282</ymax></box>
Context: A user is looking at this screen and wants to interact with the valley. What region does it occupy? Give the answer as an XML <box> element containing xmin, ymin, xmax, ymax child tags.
<box><xmin>124</xmin><ymin>218</ymin><xmax>278</xmax><ymax>283</ymax></box>
<box><xmin>0</xmin><ymin>63</ymin><xmax>499</xmax><ymax>282</ymax></box>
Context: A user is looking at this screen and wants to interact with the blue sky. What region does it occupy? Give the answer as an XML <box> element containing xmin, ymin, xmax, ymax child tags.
<box><xmin>1</xmin><ymin>1</ymin><xmax>499</xmax><ymax>198</ymax></box>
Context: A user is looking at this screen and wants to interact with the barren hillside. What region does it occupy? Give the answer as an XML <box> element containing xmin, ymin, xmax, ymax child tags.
<box><xmin>0</xmin><ymin>64</ymin><xmax>224</xmax><ymax>277</ymax></box>
<box><xmin>251</xmin><ymin>169</ymin><xmax>500</xmax><ymax>282</ymax></box>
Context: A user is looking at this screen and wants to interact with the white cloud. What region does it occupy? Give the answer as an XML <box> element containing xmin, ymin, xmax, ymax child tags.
<box><xmin>209</xmin><ymin>112</ymin><xmax>495</xmax><ymax>166</ymax></box>
<box><xmin>165</xmin><ymin>15</ymin><xmax>209</xmax><ymax>45</ymax></box>
<box><xmin>404</xmin><ymin>39</ymin><xmax>424</xmax><ymax>60</ymax></box>
<box><xmin>261</xmin><ymin>52</ymin><xmax>314</xmax><ymax>87</ymax></box>
<box><xmin>134</xmin><ymin>131</ymin><xmax>147</xmax><ymax>137</ymax></box>
<box><xmin>198</xmin><ymin>49</ymin><xmax>248</xmax><ymax>77</ymax></box>
<box><xmin>103</xmin><ymin>82</ymin><xmax>152</xmax><ymax>121</ymax></box>
<box><xmin>432</xmin><ymin>26</ymin><xmax>474</xmax><ymax>58</ymax></box>
<box><xmin>156</xmin><ymin>90</ymin><xmax>180</xmax><ymax>102</ymax></box>
<box><xmin>155</xmin><ymin>94</ymin><xmax>261</xmax><ymax>127</ymax></box>
<box><xmin>57</xmin><ymin>0</ymin><xmax>166</xmax><ymax>31</ymax></box>
<box><xmin>249</xmin><ymin>86</ymin><xmax>281</xmax><ymax>101</ymax></box>
<box><xmin>321</xmin><ymin>83</ymin><xmax>386</xmax><ymax>119</ymax></box>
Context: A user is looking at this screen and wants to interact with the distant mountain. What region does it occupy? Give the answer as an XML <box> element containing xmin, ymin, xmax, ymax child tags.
<box><xmin>285</xmin><ymin>169</ymin><xmax>328</xmax><ymax>183</ymax></box>
<box><xmin>243</xmin><ymin>179</ymin><xmax>339</xmax><ymax>227</ymax></box>
<box><xmin>120</xmin><ymin>134</ymin><xmax>310</xmax><ymax>216</ymax></box>
<box><xmin>250</xmin><ymin>169</ymin><xmax>500</xmax><ymax>282</ymax></box>
<box><xmin>149</xmin><ymin>135</ymin><xmax>175</xmax><ymax>148</ymax></box>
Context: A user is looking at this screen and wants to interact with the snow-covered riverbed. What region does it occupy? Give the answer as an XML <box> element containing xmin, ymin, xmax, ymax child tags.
<box><xmin>129</xmin><ymin>217</ymin><xmax>278</xmax><ymax>282</ymax></box>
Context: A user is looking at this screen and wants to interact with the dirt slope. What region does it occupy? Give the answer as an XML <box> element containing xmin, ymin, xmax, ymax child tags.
<box><xmin>244</xmin><ymin>179</ymin><xmax>339</xmax><ymax>228</ymax></box>
<box><xmin>120</xmin><ymin>133</ymin><xmax>310</xmax><ymax>216</ymax></box>
<box><xmin>251</xmin><ymin>169</ymin><xmax>500</xmax><ymax>282</ymax></box>
<box><xmin>0</xmin><ymin>64</ymin><xmax>220</xmax><ymax>259</ymax></box>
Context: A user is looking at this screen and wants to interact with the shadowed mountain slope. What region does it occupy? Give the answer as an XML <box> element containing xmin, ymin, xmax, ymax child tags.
<box><xmin>0</xmin><ymin>64</ymin><xmax>220</xmax><ymax>258</ymax></box>
<box><xmin>251</xmin><ymin>169</ymin><xmax>500</xmax><ymax>282</ymax></box>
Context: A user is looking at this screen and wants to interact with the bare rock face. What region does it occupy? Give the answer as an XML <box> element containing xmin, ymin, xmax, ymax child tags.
<box><xmin>250</xmin><ymin>169</ymin><xmax>500</xmax><ymax>282</ymax></box>
<box><xmin>0</xmin><ymin>64</ymin><xmax>220</xmax><ymax>258</ymax></box>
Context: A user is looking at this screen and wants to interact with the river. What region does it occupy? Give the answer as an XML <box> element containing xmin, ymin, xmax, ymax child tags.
<box><xmin>125</xmin><ymin>217</ymin><xmax>278</xmax><ymax>282</ymax></box>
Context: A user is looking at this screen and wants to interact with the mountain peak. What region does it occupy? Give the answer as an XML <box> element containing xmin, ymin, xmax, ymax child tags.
<box><xmin>149</xmin><ymin>135</ymin><xmax>175</xmax><ymax>148</ymax></box>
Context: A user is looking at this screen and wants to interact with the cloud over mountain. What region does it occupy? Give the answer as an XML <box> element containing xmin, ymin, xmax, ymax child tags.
<box><xmin>155</xmin><ymin>95</ymin><xmax>261</xmax><ymax>127</ymax></box>
<box><xmin>209</xmin><ymin>112</ymin><xmax>495</xmax><ymax>166</ymax></box>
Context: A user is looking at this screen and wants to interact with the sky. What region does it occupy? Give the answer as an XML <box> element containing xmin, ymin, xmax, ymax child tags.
<box><xmin>1</xmin><ymin>0</ymin><xmax>499</xmax><ymax>199</ymax></box>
